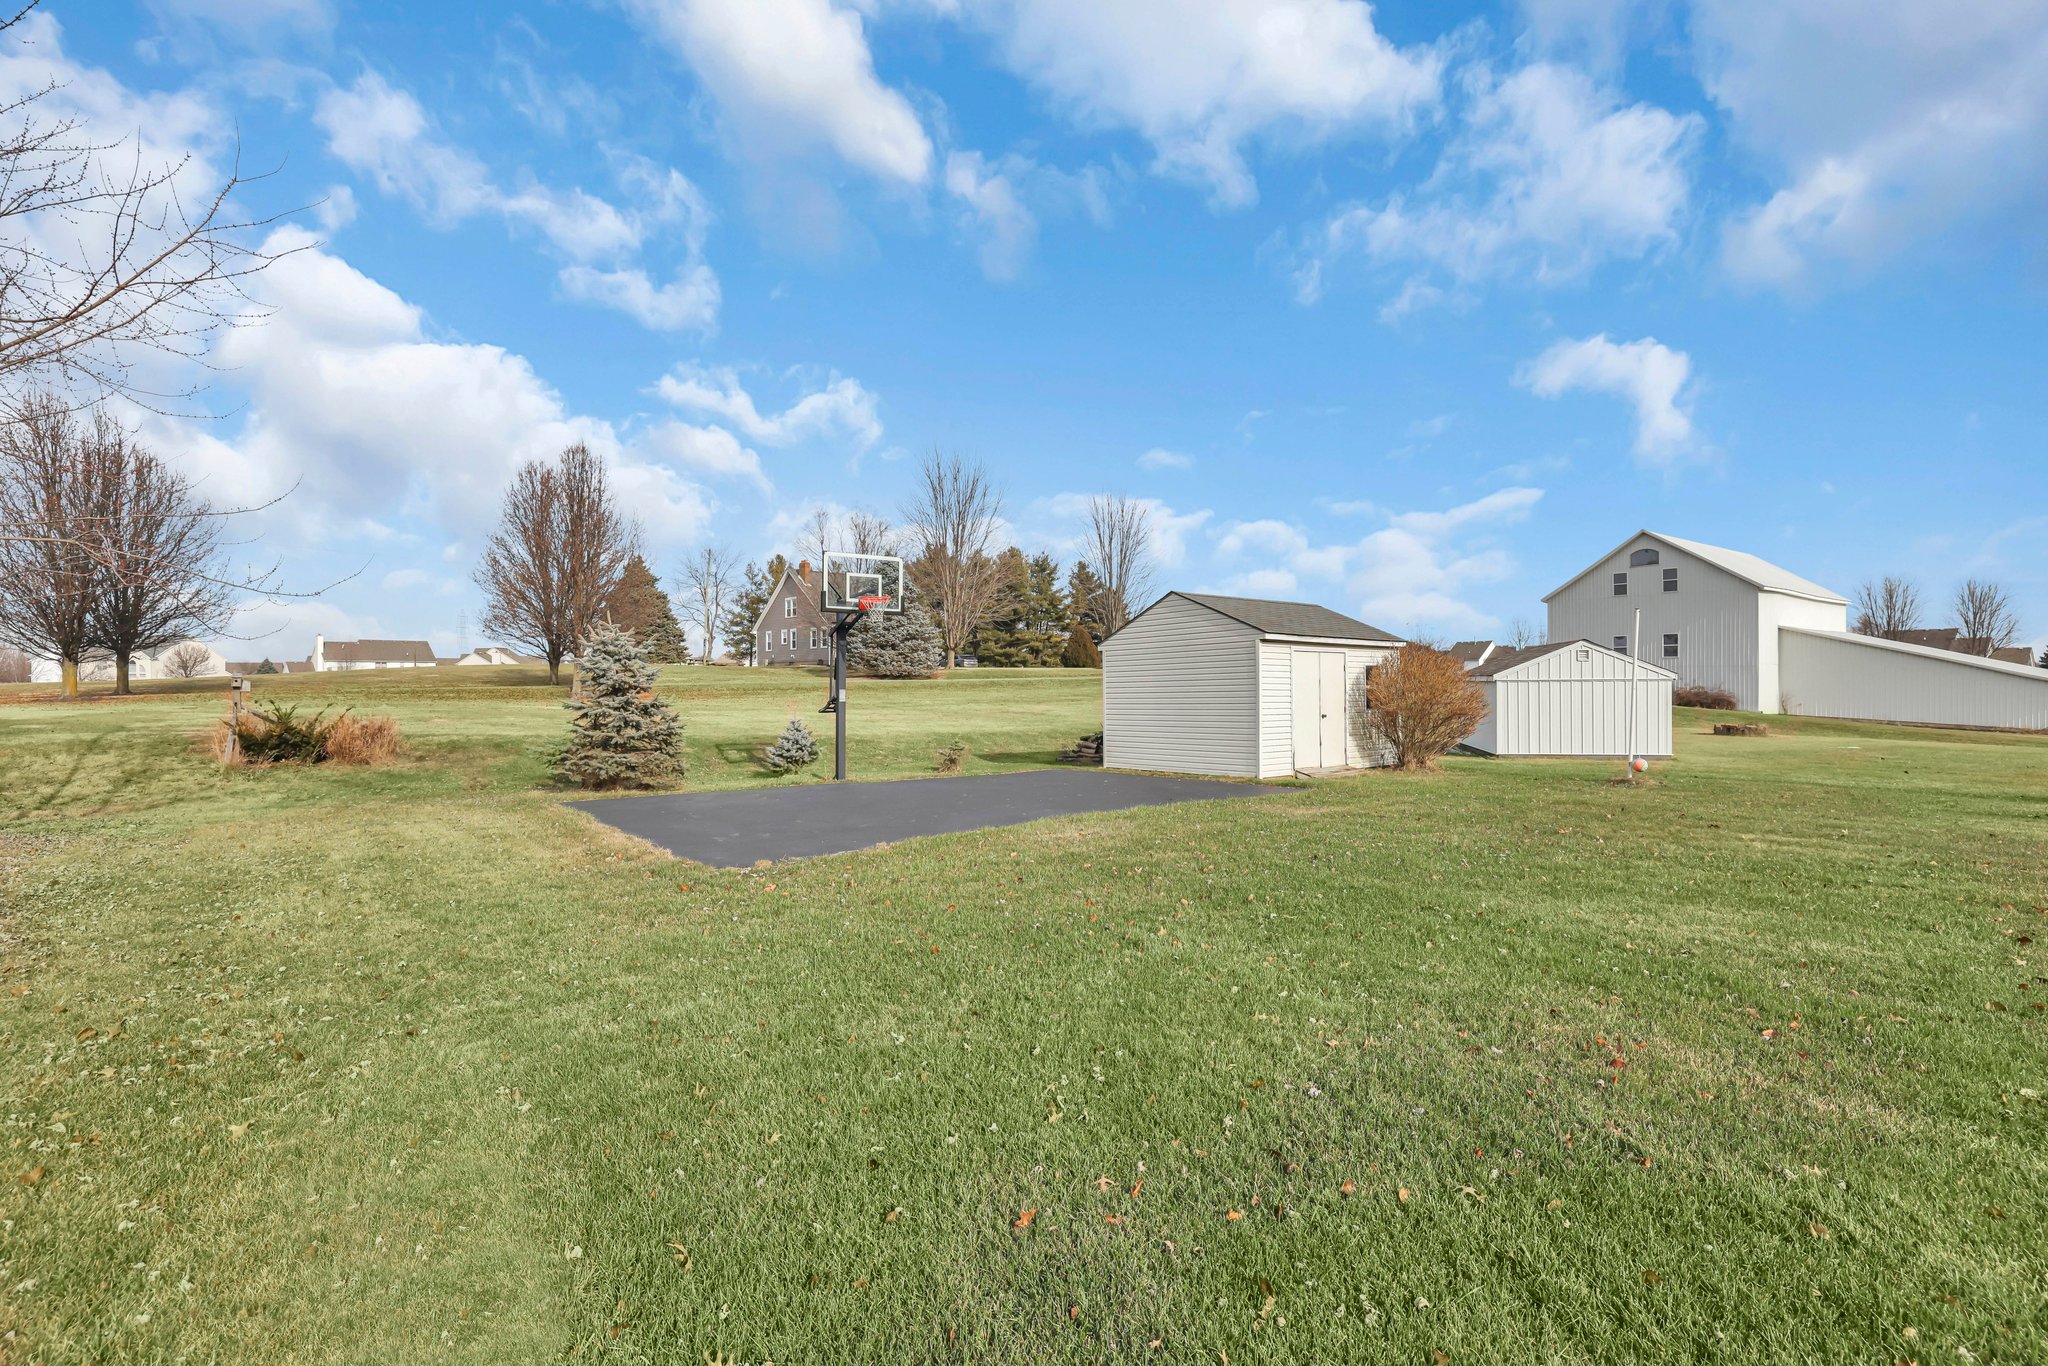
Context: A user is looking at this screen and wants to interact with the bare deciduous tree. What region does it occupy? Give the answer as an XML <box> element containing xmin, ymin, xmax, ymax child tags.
<box><xmin>161</xmin><ymin>641</ymin><xmax>213</xmax><ymax>677</ymax></box>
<box><xmin>798</xmin><ymin>506</ymin><xmax>897</xmax><ymax>570</ymax></box>
<box><xmin>1853</xmin><ymin>576</ymin><xmax>1922</xmax><ymax>639</ymax></box>
<box><xmin>1505</xmin><ymin>615</ymin><xmax>1540</xmax><ymax>649</ymax></box>
<box><xmin>0</xmin><ymin>3</ymin><xmax>299</xmax><ymax>415</ymax></box>
<box><xmin>80</xmin><ymin>414</ymin><xmax>237</xmax><ymax>694</ymax></box>
<box><xmin>900</xmin><ymin>451</ymin><xmax>1005</xmax><ymax>667</ymax></box>
<box><xmin>0</xmin><ymin>644</ymin><xmax>28</xmax><ymax>682</ymax></box>
<box><xmin>474</xmin><ymin>443</ymin><xmax>636</xmax><ymax>684</ymax></box>
<box><xmin>0</xmin><ymin>393</ymin><xmax>94</xmax><ymax>693</ymax></box>
<box><xmin>1083</xmin><ymin>494</ymin><xmax>1154</xmax><ymax>639</ymax></box>
<box><xmin>1953</xmin><ymin>578</ymin><xmax>2020</xmax><ymax>654</ymax></box>
<box><xmin>676</xmin><ymin>544</ymin><xmax>740</xmax><ymax>665</ymax></box>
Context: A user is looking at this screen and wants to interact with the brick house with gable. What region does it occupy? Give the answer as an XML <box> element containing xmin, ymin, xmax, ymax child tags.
<box><xmin>753</xmin><ymin>561</ymin><xmax>835</xmax><ymax>667</ymax></box>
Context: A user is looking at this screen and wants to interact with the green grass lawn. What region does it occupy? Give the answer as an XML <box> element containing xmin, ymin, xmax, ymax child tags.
<box><xmin>3</xmin><ymin>667</ymin><xmax>2044</xmax><ymax>1363</ymax></box>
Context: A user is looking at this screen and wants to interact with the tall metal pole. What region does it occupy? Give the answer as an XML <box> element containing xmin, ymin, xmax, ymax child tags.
<box><xmin>832</xmin><ymin>618</ymin><xmax>849</xmax><ymax>780</ymax></box>
<box><xmin>1627</xmin><ymin>605</ymin><xmax>1642</xmax><ymax>770</ymax></box>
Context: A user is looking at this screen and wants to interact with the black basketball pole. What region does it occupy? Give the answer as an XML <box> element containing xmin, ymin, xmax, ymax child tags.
<box><xmin>826</xmin><ymin>606</ymin><xmax>868</xmax><ymax>781</ymax></box>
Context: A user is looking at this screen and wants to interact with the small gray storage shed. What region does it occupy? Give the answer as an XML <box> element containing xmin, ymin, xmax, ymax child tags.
<box><xmin>1465</xmin><ymin>639</ymin><xmax>1675</xmax><ymax>757</ymax></box>
<box><xmin>1101</xmin><ymin>592</ymin><xmax>1405</xmax><ymax>779</ymax></box>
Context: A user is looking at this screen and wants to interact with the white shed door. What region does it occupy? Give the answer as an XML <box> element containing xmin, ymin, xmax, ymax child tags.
<box><xmin>1291</xmin><ymin>650</ymin><xmax>1348</xmax><ymax>769</ymax></box>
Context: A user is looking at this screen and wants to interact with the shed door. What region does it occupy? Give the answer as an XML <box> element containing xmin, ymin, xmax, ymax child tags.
<box><xmin>1291</xmin><ymin>650</ymin><xmax>1349</xmax><ymax>769</ymax></box>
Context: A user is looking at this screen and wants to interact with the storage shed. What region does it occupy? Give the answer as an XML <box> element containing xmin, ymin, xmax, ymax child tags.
<box><xmin>1466</xmin><ymin>639</ymin><xmax>1675</xmax><ymax>758</ymax></box>
<box><xmin>1101</xmin><ymin>593</ymin><xmax>1405</xmax><ymax>779</ymax></box>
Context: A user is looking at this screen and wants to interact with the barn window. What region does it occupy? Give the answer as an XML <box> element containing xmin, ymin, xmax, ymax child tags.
<box><xmin>1629</xmin><ymin>548</ymin><xmax>1660</xmax><ymax>566</ymax></box>
<box><xmin>1663</xmin><ymin>567</ymin><xmax>1678</xmax><ymax>592</ymax></box>
<box><xmin>1613</xmin><ymin>635</ymin><xmax>1629</xmax><ymax>653</ymax></box>
<box><xmin>1611</xmin><ymin>572</ymin><xmax>1628</xmax><ymax>596</ymax></box>
<box><xmin>1663</xmin><ymin>633</ymin><xmax>1679</xmax><ymax>659</ymax></box>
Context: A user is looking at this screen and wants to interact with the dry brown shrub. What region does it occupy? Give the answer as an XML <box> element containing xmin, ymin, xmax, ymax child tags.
<box><xmin>1351</xmin><ymin>644</ymin><xmax>1489</xmax><ymax>771</ymax></box>
<box><xmin>1674</xmin><ymin>685</ymin><xmax>1737</xmax><ymax>709</ymax></box>
<box><xmin>323</xmin><ymin>713</ymin><xmax>401</xmax><ymax>765</ymax></box>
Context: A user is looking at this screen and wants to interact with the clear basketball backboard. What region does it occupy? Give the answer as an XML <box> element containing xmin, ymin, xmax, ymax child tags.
<box><xmin>820</xmin><ymin>551</ymin><xmax>905</xmax><ymax>614</ymax></box>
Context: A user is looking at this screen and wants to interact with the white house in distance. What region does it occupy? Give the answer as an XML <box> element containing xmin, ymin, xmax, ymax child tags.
<box><xmin>78</xmin><ymin>639</ymin><xmax>229</xmax><ymax>682</ymax></box>
<box><xmin>309</xmin><ymin>635</ymin><xmax>436</xmax><ymax>671</ymax></box>
<box><xmin>1547</xmin><ymin>530</ymin><xmax>2048</xmax><ymax>730</ymax></box>
<box><xmin>1102</xmin><ymin>592</ymin><xmax>1405</xmax><ymax>778</ymax></box>
<box><xmin>1464</xmin><ymin>639</ymin><xmax>1674</xmax><ymax>757</ymax></box>
<box><xmin>451</xmin><ymin>646</ymin><xmax>549</xmax><ymax>666</ymax></box>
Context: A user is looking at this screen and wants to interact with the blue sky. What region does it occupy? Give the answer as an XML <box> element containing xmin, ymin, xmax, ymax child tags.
<box><xmin>31</xmin><ymin>0</ymin><xmax>2048</xmax><ymax>658</ymax></box>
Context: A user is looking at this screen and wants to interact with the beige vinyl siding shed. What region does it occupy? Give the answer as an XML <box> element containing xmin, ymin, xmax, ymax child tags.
<box><xmin>1466</xmin><ymin>639</ymin><xmax>1675</xmax><ymax>757</ymax></box>
<box><xmin>1102</xmin><ymin>593</ymin><xmax>1403</xmax><ymax>779</ymax></box>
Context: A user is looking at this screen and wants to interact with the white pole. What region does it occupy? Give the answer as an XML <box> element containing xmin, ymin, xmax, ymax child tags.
<box><xmin>1627</xmin><ymin>606</ymin><xmax>1641</xmax><ymax>771</ymax></box>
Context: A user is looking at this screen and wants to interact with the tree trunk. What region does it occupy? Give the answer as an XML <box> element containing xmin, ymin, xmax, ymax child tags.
<box><xmin>114</xmin><ymin>655</ymin><xmax>132</xmax><ymax>695</ymax></box>
<box><xmin>60</xmin><ymin>657</ymin><xmax>78</xmax><ymax>697</ymax></box>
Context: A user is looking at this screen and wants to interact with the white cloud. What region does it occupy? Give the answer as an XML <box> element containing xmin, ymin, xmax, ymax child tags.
<box><xmin>1137</xmin><ymin>448</ymin><xmax>1193</xmax><ymax>470</ymax></box>
<box><xmin>645</xmin><ymin>421</ymin><xmax>771</xmax><ymax>491</ymax></box>
<box><xmin>313</xmin><ymin>72</ymin><xmax>719</xmax><ymax>330</ymax></box>
<box><xmin>1516</xmin><ymin>333</ymin><xmax>1696</xmax><ymax>462</ymax></box>
<box><xmin>1295</xmin><ymin>62</ymin><xmax>1698</xmax><ymax>307</ymax></box>
<box><xmin>628</xmin><ymin>0</ymin><xmax>932</xmax><ymax>185</ymax></box>
<box><xmin>654</xmin><ymin>365</ymin><xmax>883</xmax><ymax>448</ymax></box>
<box><xmin>974</xmin><ymin>0</ymin><xmax>1441</xmax><ymax>208</ymax></box>
<box><xmin>139</xmin><ymin>227</ymin><xmax>715</xmax><ymax>554</ymax></box>
<box><xmin>1693</xmin><ymin>0</ymin><xmax>2048</xmax><ymax>287</ymax></box>
<box><xmin>559</xmin><ymin>264</ymin><xmax>722</xmax><ymax>332</ymax></box>
<box><xmin>943</xmin><ymin>149</ymin><xmax>1114</xmax><ymax>279</ymax></box>
<box><xmin>1215</xmin><ymin>488</ymin><xmax>1543</xmax><ymax>633</ymax></box>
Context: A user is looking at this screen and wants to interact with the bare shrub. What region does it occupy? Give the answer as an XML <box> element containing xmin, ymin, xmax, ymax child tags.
<box><xmin>322</xmin><ymin>714</ymin><xmax>401</xmax><ymax>765</ymax></box>
<box><xmin>1350</xmin><ymin>645</ymin><xmax>1487</xmax><ymax>771</ymax></box>
<box><xmin>1674</xmin><ymin>685</ymin><xmax>1738</xmax><ymax>710</ymax></box>
<box><xmin>934</xmin><ymin>740</ymin><xmax>968</xmax><ymax>774</ymax></box>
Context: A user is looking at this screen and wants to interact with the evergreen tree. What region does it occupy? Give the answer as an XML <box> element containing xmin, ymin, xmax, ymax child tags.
<box><xmin>604</xmin><ymin>555</ymin><xmax>688</xmax><ymax>662</ymax></box>
<box><xmin>558</xmin><ymin>620</ymin><xmax>683</xmax><ymax>789</ymax></box>
<box><xmin>971</xmin><ymin>547</ymin><xmax>1033</xmax><ymax>666</ymax></box>
<box><xmin>254</xmin><ymin>658</ymin><xmax>279</xmax><ymax>674</ymax></box>
<box><xmin>724</xmin><ymin>561</ymin><xmax>774</xmax><ymax>663</ymax></box>
<box><xmin>848</xmin><ymin>596</ymin><xmax>944</xmax><ymax>677</ymax></box>
<box><xmin>2039</xmin><ymin>645</ymin><xmax>2048</xmax><ymax>669</ymax></box>
<box><xmin>1062</xmin><ymin>626</ymin><xmax>1101</xmax><ymax>669</ymax></box>
<box><xmin>975</xmin><ymin>550</ymin><xmax>1071</xmax><ymax>666</ymax></box>
<box><xmin>1067</xmin><ymin>560</ymin><xmax>1114</xmax><ymax>640</ymax></box>
<box><xmin>762</xmin><ymin>716</ymin><xmax>818</xmax><ymax>773</ymax></box>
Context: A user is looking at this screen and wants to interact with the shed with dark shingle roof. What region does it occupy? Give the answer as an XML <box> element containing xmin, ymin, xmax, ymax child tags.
<box><xmin>1100</xmin><ymin>592</ymin><xmax>1406</xmax><ymax>779</ymax></box>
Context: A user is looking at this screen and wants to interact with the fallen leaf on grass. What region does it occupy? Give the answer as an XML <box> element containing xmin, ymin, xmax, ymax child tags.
<box><xmin>1397</xmin><ymin>1188</ymin><xmax>1411</xmax><ymax>1204</ymax></box>
<box><xmin>228</xmin><ymin>1122</ymin><xmax>252</xmax><ymax>1140</ymax></box>
<box><xmin>1013</xmin><ymin>1208</ymin><xmax>1037</xmax><ymax>1230</ymax></box>
<box><xmin>18</xmin><ymin>1166</ymin><xmax>45</xmax><ymax>1185</ymax></box>
<box><xmin>1643</xmin><ymin>1269</ymin><xmax>1662</xmax><ymax>1285</ymax></box>
<box><xmin>1225</xmin><ymin>1210</ymin><xmax>1243</xmax><ymax>1221</ymax></box>
<box><xmin>1339</xmin><ymin>1179</ymin><xmax>1356</xmax><ymax>1196</ymax></box>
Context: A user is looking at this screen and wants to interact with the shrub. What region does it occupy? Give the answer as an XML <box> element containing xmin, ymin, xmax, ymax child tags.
<box><xmin>559</xmin><ymin>620</ymin><xmax>683</xmax><ymax>789</ymax></box>
<box><xmin>1061</xmin><ymin>627</ymin><xmax>1101</xmax><ymax>669</ymax></box>
<box><xmin>762</xmin><ymin>717</ymin><xmax>818</xmax><ymax>774</ymax></box>
<box><xmin>1350</xmin><ymin>645</ymin><xmax>1489</xmax><ymax>771</ymax></box>
<box><xmin>1674</xmin><ymin>685</ymin><xmax>1737</xmax><ymax>710</ymax></box>
<box><xmin>848</xmin><ymin>598</ymin><xmax>944</xmax><ymax>678</ymax></box>
<box><xmin>934</xmin><ymin>740</ymin><xmax>968</xmax><ymax>774</ymax></box>
<box><xmin>323</xmin><ymin>713</ymin><xmax>401</xmax><ymax>765</ymax></box>
<box><xmin>216</xmin><ymin>704</ymin><xmax>402</xmax><ymax>766</ymax></box>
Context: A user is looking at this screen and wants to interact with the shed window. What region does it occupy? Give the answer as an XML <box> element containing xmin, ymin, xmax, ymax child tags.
<box><xmin>1663</xmin><ymin>633</ymin><xmax>1679</xmax><ymax>659</ymax></box>
<box><xmin>1613</xmin><ymin>635</ymin><xmax>1629</xmax><ymax>653</ymax></box>
<box><xmin>1611</xmin><ymin>572</ymin><xmax>1628</xmax><ymax>596</ymax></box>
<box><xmin>1629</xmin><ymin>548</ymin><xmax>1660</xmax><ymax>566</ymax></box>
<box><xmin>1362</xmin><ymin>665</ymin><xmax>1377</xmax><ymax>709</ymax></box>
<box><xmin>1663</xmin><ymin>567</ymin><xmax>1678</xmax><ymax>592</ymax></box>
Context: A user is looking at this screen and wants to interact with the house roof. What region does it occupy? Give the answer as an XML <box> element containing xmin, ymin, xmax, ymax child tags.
<box><xmin>1543</xmin><ymin>530</ymin><xmax>1848</xmax><ymax>605</ymax></box>
<box><xmin>1469</xmin><ymin>638</ymin><xmax>1678</xmax><ymax>680</ymax></box>
<box><xmin>321</xmin><ymin>638</ymin><xmax>436</xmax><ymax>663</ymax></box>
<box><xmin>1447</xmin><ymin>640</ymin><xmax>1495</xmax><ymax>665</ymax></box>
<box><xmin>1782</xmin><ymin>626</ymin><xmax>2048</xmax><ymax>680</ymax></box>
<box><xmin>1167</xmin><ymin>592</ymin><xmax>1404</xmax><ymax>644</ymax></box>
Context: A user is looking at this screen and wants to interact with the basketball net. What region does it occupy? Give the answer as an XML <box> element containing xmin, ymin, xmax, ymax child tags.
<box><xmin>856</xmin><ymin>594</ymin><xmax>891</xmax><ymax>611</ymax></box>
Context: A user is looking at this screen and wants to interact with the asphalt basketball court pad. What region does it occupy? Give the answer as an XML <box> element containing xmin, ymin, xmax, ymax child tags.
<box><xmin>568</xmin><ymin>769</ymin><xmax>1287</xmax><ymax>867</ymax></box>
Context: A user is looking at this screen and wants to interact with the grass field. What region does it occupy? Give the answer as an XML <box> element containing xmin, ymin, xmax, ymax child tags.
<box><xmin>3</xmin><ymin>665</ymin><xmax>2044</xmax><ymax>1364</ymax></box>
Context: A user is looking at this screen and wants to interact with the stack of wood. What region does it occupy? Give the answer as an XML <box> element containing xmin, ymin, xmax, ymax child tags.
<box><xmin>1057</xmin><ymin>732</ymin><xmax>1104</xmax><ymax>765</ymax></box>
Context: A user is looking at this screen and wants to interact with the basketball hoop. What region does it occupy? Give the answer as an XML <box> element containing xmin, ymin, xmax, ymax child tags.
<box><xmin>856</xmin><ymin>594</ymin><xmax>891</xmax><ymax>611</ymax></box>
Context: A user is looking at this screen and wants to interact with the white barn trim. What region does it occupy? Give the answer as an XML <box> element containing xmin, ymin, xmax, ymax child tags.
<box><xmin>1102</xmin><ymin>593</ymin><xmax>1404</xmax><ymax>778</ymax></box>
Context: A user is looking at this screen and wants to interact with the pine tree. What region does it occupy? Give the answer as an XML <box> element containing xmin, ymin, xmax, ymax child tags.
<box><xmin>762</xmin><ymin>716</ymin><xmax>818</xmax><ymax>773</ymax></box>
<box><xmin>848</xmin><ymin>597</ymin><xmax>944</xmax><ymax>677</ymax></box>
<box><xmin>558</xmin><ymin>621</ymin><xmax>684</xmax><ymax>789</ymax></box>
<box><xmin>2038</xmin><ymin>645</ymin><xmax>2048</xmax><ymax>669</ymax></box>
<box><xmin>1067</xmin><ymin>560</ymin><xmax>1113</xmax><ymax>641</ymax></box>
<box><xmin>974</xmin><ymin>550</ymin><xmax>1071</xmax><ymax>666</ymax></box>
<box><xmin>971</xmin><ymin>547</ymin><xmax>1034</xmax><ymax>666</ymax></box>
<box><xmin>1062</xmin><ymin>626</ymin><xmax>1101</xmax><ymax>669</ymax></box>
<box><xmin>254</xmin><ymin>658</ymin><xmax>279</xmax><ymax>674</ymax></box>
<box><xmin>604</xmin><ymin>555</ymin><xmax>688</xmax><ymax>662</ymax></box>
<box><xmin>724</xmin><ymin>561</ymin><xmax>774</xmax><ymax>663</ymax></box>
